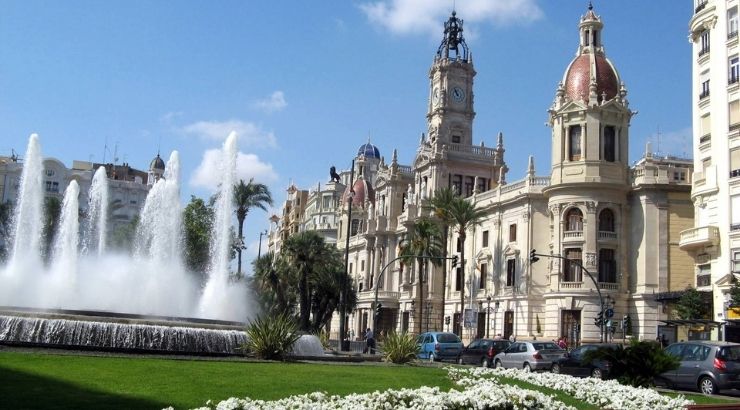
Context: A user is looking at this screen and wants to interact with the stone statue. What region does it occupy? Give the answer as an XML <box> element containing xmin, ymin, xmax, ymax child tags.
<box><xmin>329</xmin><ymin>166</ymin><xmax>340</xmax><ymax>183</ymax></box>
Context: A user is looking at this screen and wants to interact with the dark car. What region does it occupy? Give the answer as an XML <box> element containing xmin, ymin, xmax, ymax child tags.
<box><xmin>551</xmin><ymin>343</ymin><xmax>618</xmax><ymax>379</ymax></box>
<box><xmin>457</xmin><ymin>339</ymin><xmax>512</xmax><ymax>367</ymax></box>
<box><xmin>660</xmin><ymin>341</ymin><xmax>740</xmax><ymax>395</ymax></box>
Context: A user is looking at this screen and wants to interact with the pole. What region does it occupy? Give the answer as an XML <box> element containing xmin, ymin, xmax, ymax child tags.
<box><xmin>339</xmin><ymin>160</ymin><xmax>355</xmax><ymax>351</ymax></box>
<box><xmin>486</xmin><ymin>296</ymin><xmax>491</xmax><ymax>338</ymax></box>
<box><xmin>531</xmin><ymin>252</ymin><xmax>605</xmax><ymax>343</ymax></box>
<box><xmin>258</xmin><ymin>230</ymin><xmax>267</xmax><ymax>260</ymax></box>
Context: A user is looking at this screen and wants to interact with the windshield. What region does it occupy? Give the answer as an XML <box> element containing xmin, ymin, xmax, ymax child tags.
<box><xmin>533</xmin><ymin>342</ymin><xmax>561</xmax><ymax>350</ymax></box>
<box><xmin>437</xmin><ymin>333</ymin><xmax>461</xmax><ymax>343</ymax></box>
<box><xmin>718</xmin><ymin>346</ymin><xmax>740</xmax><ymax>361</ymax></box>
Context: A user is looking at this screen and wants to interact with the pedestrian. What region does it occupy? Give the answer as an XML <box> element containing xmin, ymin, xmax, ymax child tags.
<box><xmin>557</xmin><ymin>336</ymin><xmax>567</xmax><ymax>349</ymax></box>
<box><xmin>509</xmin><ymin>334</ymin><xmax>516</xmax><ymax>343</ymax></box>
<box><xmin>364</xmin><ymin>328</ymin><xmax>375</xmax><ymax>354</ymax></box>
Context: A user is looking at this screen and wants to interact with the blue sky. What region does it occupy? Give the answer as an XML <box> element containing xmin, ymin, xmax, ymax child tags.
<box><xmin>0</xmin><ymin>0</ymin><xmax>692</xmax><ymax>262</ymax></box>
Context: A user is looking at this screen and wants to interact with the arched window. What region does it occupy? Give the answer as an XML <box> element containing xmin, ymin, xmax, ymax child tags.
<box><xmin>565</xmin><ymin>208</ymin><xmax>583</xmax><ymax>232</ymax></box>
<box><xmin>569</xmin><ymin>125</ymin><xmax>582</xmax><ymax>161</ymax></box>
<box><xmin>599</xmin><ymin>209</ymin><xmax>615</xmax><ymax>232</ymax></box>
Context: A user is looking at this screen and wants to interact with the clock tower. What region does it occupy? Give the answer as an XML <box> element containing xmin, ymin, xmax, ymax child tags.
<box><xmin>427</xmin><ymin>11</ymin><xmax>475</xmax><ymax>147</ymax></box>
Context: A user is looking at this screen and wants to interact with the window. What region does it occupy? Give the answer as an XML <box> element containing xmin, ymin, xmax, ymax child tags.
<box><xmin>322</xmin><ymin>196</ymin><xmax>331</xmax><ymax>209</ymax></box>
<box><xmin>697</xmin><ymin>264</ymin><xmax>711</xmax><ymax>287</ymax></box>
<box><xmin>464</xmin><ymin>176</ymin><xmax>474</xmax><ymax>197</ymax></box>
<box><xmin>350</xmin><ymin>219</ymin><xmax>360</xmax><ymax>236</ymax></box>
<box><xmin>565</xmin><ymin>208</ymin><xmax>583</xmax><ymax>232</ymax></box>
<box><xmin>452</xmin><ymin>135</ymin><xmax>461</xmax><ymax>143</ymax></box>
<box><xmin>598</xmin><ymin>249</ymin><xmax>617</xmax><ymax>283</ymax></box>
<box><xmin>456</xmin><ymin>267</ymin><xmax>463</xmax><ymax>291</ymax></box>
<box><xmin>599</xmin><ymin>209</ymin><xmax>615</xmax><ymax>232</ymax></box>
<box><xmin>477</xmin><ymin>177</ymin><xmax>487</xmax><ymax>193</ymax></box>
<box><xmin>700</xmin><ymin>79</ymin><xmax>710</xmax><ymax>99</ymax></box>
<box><xmin>479</xmin><ymin>263</ymin><xmax>487</xmax><ymax>289</ymax></box>
<box><xmin>730</xmin><ymin>100</ymin><xmax>740</xmax><ymax>130</ymax></box>
<box><xmin>506</xmin><ymin>259</ymin><xmax>516</xmax><ymax>287</ymax></box>
<box><xmin>701</xmin><ymin>113</ymin><xmax>711</xmax><ymax>137</ymax></box>
<box><xmin>482</xmin><ymin>230</ymin><xmax>489</xmax><ymax>247</ymax></box>
<box><xmin>699</xmin><ymin>30</ymin><xmax>710</xmax><ymax>56</ymax></box>
<box><xmin>509</xmin><ymin>224</ymin><xmax>517</xmax><ymax>242</ymax></box>
<box><xmin>729</xmin><ymin>7</ymin><xmax>738</xmax><ymax>38</ymax></box>
<box><xmin>563</xmin><ymin>248</ymin><xmax>582</xmax><ymax>282</ymax></box>
<box><xmin>361</xmin><ymin>260</ymin><xmax>365</xmax><ymax>272</ymax></box>
<box><xmin>456</xmin><ymin>237</ymin><xmax>462</xmax><ymax>252</ymax></box>
<box><xmin>732</xmin><ymin>196</ymin><xmax>740</xmax><ymax>230</ymax></box>
<box><xmin>731</xmin><ymin>150</ymin><xmax>740</xmax><ymax>178</ymax></box>
<box><xmin>603</xmin><ymin>126</ymin><xmax>616</xmax><ymax>162</ymax></box>
<box><xmin>568</xmin><ymin>125</ymin><xmax>582</xmax><ymax>161</ymax></box>
<box><xmin>733</xmin><ymin>250</ymin><xmax>740</xmax><ymax>273</ymax></box>
<box><xmin>45</xmin><ymin>181</ymin><xmax>52</xmax><ymax>192</ymax></box>
<box><xmin>451</xmin><ymin>174</ymin><xmax>462</xmax><ymax>195</ymax></box>
<box><xmin>45</xmin><ymin>169</ymin><xmax>54</xmax><ymax>177</ymax></box>
<box><xmin>584</xmin><ymin>29</ymin><xmax>590</xmax><ymax>46</ymax></box>
<box><xmin>731</xmin><ymin>57</ymin><xmax>739</xmax><ymax>85</ymax></box>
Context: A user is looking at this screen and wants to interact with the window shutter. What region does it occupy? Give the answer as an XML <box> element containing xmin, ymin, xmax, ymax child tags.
<box><xmin>701</xmin><ymin>114</ymin><xmax>712</xmax><ymax>135</ymax></box>
<box><xmin>730</xmin><ymin>100</ymin><xmax>740</xmax><ymax>126</ymax></box>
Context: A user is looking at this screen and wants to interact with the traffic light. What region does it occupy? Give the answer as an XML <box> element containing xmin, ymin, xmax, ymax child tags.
<box><xmin>593</xmin><ymin>310</ymin><xmax>604</xmax><ymax>327</ymax></box>
<box><xmin>451</xmin><ymin>255</ymin><xmax>459</xmax><ymax>268</ymax></box>
<box><xmin>445</xmin><ymin>316</ymin><xmax>451</xmax><ymax>325</ymax></box>
<box><xmin>375</xmin><ymin>302</ymin><xmax>382</xmax><ymax>317</ymax></box>
<box><xmin>529</xmin><ymin>249</ymin><xmax>539</xmax><ymax>263</ymax></box>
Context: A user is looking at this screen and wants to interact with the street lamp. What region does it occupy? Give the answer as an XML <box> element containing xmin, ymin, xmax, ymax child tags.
<box><xmin>486</xmin><ymin>296</ymin><xmax>492</xmax><ymax>338</ymax></box>
<box><xmin>258</xmin><ymin>229</ymin><xmax>268</xmax><ymax>259</ymax></box>
<box><xmin>339</xmin><ymin>159</ymin><xmax>355</xmax><ymax>351</ymax></box>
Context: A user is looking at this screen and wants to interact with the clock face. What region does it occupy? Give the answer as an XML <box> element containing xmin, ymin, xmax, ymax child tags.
<box><xmin>452</xmin><ymin>86</ymin><xmax>465</xmax><ymax>103</ymax></box>
<box><xmin>432</xmin><ymin>88</ymin><xmax>440</xmax><ymax>105</ymax></box>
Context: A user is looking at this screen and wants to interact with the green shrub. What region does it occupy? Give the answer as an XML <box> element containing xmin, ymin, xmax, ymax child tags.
<box><xmin>380</xmin><ymin>331</ymin><xmax>419</xmax><ymax>364</ymax></box>
<box><xmin>244</xmin><ymin>313</ymin><xmax>302</xmax><ymax>360</ymax></box>
<box><xmin>583</xmin><ymin>339</ymin><xmax>680</xmax><ymax>387</ymax></box>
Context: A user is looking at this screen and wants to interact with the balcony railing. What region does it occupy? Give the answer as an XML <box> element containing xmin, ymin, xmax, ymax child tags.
<box><xmin>598</xmin><ymin>282</ymin><xmax>619</xmax><ymax>291</ymax></box>
<box><xmin>598</xmin><ymin>231</ymin><xmax>617</xmax><ymax>240</ymax></box>
<box><xmin>699</xmin><ymin>90</ymin><xmax>710</xmax><ymax>99</ymax></box>
<box><xmin>732</xmin><ymin>223</ymin><xmax>740</xmax><ymax>232</ymax></box>
<box><xmin>561</xmin><ymin>281</ymin><xmax>583</xmax><ymax>289</ymax></box>
<box><xmin>679</xmin><ymin>225</ymin><xmax>720</xmax><ymax>250</ymax></box>
<box><xmin>699</xmin><ymin>47</ymin><xmax>710</xmax><ymax>57</ymax></box>
<box><xmin>731</xmin><ymin>169</ymin><xmax>740</xmax><ymax>179</ymax></box>
<box><xmin>699</xmin><ymin>134</ymin><xmax>711</xmax><ymax>144</ymax></box>
<box><xmin>730</xmin><ymin>76</ymin><xmax>739</xmax><ymax>85</ymax></box>
<box><xmin>563</xmin><ymin>231</ymin><xmax>584</xmax><ymax>240</ymax></box>
<box><xmin>729</xmin><ymin>31</ymin><xmax>738</xmax><ymax>40</ymax></box>
<box><xmin>695</xmin><ymin>1</ymin><xmax>707</xmax><ymax>13</ymax></box>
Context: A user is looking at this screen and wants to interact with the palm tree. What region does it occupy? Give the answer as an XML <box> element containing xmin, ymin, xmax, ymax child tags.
<box><xmin>399</xmin><ymin>218</ymin><xmax>444</xmax><ymax>334</ymax></box>
<box><xmin>252</xmin><ymin>251</ymin><xmax>296</xmax><ymax>316</ymax></box>
<box><xmin>428</xmin><ymin>187</ymin><xmax>457</xmax><ymax>328</ymax></box>
<box><xmin>432</xmin><ymin>189</ymin><xmax>486</xmax><ymax>338</ymax></box>
<box><xmin>283</xmin><ymin>231</ymin><xmax>332</xmax><ymax>331</ymax></box>
<box><xmin>233</xmin><ymin>178</ymin><xmax>273</xmax><ymax>275</ymax></box>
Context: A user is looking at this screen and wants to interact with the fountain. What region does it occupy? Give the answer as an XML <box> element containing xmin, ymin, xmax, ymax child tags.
<box><xmin>0</xmin><ymin>133</ymin><xmax>252</xmax><ymax>355</ymax></box>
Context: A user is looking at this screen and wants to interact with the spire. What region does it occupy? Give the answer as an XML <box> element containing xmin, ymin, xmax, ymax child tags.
<box><xmin>496</xmin><ymin>132</ymin><xmax>504</xmax><ymax>149</ymax></box>
<box><xmin>436</xmin><ymin>10</ymin><xmax>469</xmax><ymax>60</ymax></box>
<box><xmin>527</xmin><ymin>155</ymin><xmax>535</xmax><ymax>179</ymax></box>
<box><xmin>588</xmin><ymin>1</ymin><xmax>593</xmax><ymax>11</ymax></box>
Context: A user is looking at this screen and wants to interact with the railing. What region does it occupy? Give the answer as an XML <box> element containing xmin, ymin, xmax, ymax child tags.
<box><xmin>731</xmin><ymin>169</ymin><xmax>740</xmax><ymax>179</ymax></box>
<box><xmin>598</xmin><ymin>231</ymin><xmax>617</xmax><ymax>240</ymax></box>
<box><xmin>698</xmin><ymin>47</ymin><xmax>710</xmax><ymax>57</ymax></box>
<box><xmin>501</xmin><ymin>180</ymin><xmax>526</xmax><ymax>193</ymax></box>
<box><xmin>730</xmin><ymin>76</ymin><xmax>739</xmax><ymax>85</ymax></box>
<box><xmin>695</xmin><ymin>1</ymin><xmax>707</xmax><ymax>13</ymax></box>
<box><xmin>561</xmin><ymin>281</ymin><xmax>583</xmax><ymax>289</ymax></box>
<box><xmin>729</xmin><ymin>31</ymin><xmax>738</xmax><ymax>40</ymax></box>
<box><xmin>375</xmin><ymin>291</ymin><xmax>401</xmax><ymax>299</ymax></box>
<box><xmin>563</xmin><ymin>231</ymin><xmax>584</xmax><ymax>240</ymax></box>
<box><xmin>398</xmin><ymin>165</ymin><xmax>413</xmax><ymax>174</ymax></box>
<box><xmin>448</xmin><ymin>142</ymin><xmax>497</xmax><ymax>157</ymax></box>
<box><xmin>699</xmin><ymin>134</ymin><xmax>711</xmax><ymax>144</ymax></box>
<box><xmin>531</xmin><ymin>177</ymin><xmax>550</xmax><ymax>186</ymax></box>
<box><xmin>598</xmin><ymin>282</ymin><xmax>619</xmax><ymax>291</ymax></box>
<box><xmin>679</xmin><ymin>225</ymin><xmax>720</xmax><ymax>250</ymax></box>
<box><xmin>699</xmin><ymin>90</ymin><xmax>710</xmax><ymax>99</ymax></box>
<box><xmin>731</xmin><ymin>223</ymin><xmax>740</xmax><ymax>232</ymax></box>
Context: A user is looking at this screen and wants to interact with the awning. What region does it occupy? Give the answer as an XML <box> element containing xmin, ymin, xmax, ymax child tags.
<box><xmin>659</xmin><ymin>319</ymin><xmax>722</xmax><ymax>328</ymax></box>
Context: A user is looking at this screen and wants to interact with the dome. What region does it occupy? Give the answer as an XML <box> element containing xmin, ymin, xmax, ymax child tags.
<box><xmin>342</xmin><ymin>178</ymin><xmax>375</xmax><ymax>208</ymax></box>
<box><xmin>150</xmin><ymin>154</ymin><xmax>165</xmax><ymax>171</ymax></box>
<box><xmin>563</xmin><ymin>54</ymin><xmax>619</xmax><ymax>104</ymax></box>
<box><xmin>357</xmin><ymin>143</ymin><xmax>381</xmax><ymax>159</ymax></box>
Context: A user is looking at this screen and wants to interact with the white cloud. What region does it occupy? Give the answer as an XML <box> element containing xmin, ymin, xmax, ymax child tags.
<box><xmin>190</xmin><ymin>148</ymin><xmax>278</xmax><ymax>191</ymax></box>
<box><xmin>181</xmin><ymin>120</ymin><xmax>277</xmax><ymax>148</ymax></box>
<box><xmin>359</xmin><ymin>0</ymin><xmax>543</xmax><ymax>36</ymax></box>
<box><xmin>252</xmin><ymin>91</ymin><xmax>287</xmax><ymax>113</ymax></box>
<box><xmin>645</xmin><ymin>126</ymin><xmax>693</xmax><ymax>159</ymax></box>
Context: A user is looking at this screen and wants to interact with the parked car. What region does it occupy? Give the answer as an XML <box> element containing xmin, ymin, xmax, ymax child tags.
<box><xmin>457</xmin><ymin>339</ymin><xmax>511</xmax><ymax>367</ymax></box>
<box><xmin>551</xmin><ymin>344</ymin><xmax>619</xmax><ymax>379</ymax></box>
<box><xmin>659</xmin><ymin>341</ymin><xmax>740</xmax><ymax>395</ymax></box>
<box><xmin>493</xmin><ymin>341</ymin><xmax>566</xmax><ymax>372</ymax></box>
<box><xmin>416</xmin><ymin>332</ymin><xmax>463</xmax><ymax>362</ymax></box>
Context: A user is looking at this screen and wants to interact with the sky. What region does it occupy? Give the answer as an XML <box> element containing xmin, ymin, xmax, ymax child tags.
<box><xmin>0</xmin><ymin>0</ymin><xmax>693</xmax><ymax>266</ymax></box>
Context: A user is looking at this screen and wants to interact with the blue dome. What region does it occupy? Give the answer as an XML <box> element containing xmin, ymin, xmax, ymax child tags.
<box><xmin>358</xmin><ymin>143</ymin><xmax>381</xmax><ymax>159</ymax></box>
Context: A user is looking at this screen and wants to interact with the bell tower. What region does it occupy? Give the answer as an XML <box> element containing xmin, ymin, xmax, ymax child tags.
<box><xmin>427</xmin><ymin>11</ymin><xmax>476</xmax><ymax>147</ymax></box>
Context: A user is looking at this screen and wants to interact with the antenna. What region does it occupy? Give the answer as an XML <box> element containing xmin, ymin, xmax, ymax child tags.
<box><xmin>113</xmin><ymin>141</ymin><xmax>119</xmax><ymax>164</ymax></box>
<box><xmin>655</xmin><ymin>125</ymin><xmax>662</xmax><ymax>157</ymax></box>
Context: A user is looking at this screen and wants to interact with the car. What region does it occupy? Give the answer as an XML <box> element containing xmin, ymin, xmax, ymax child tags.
<box><xmin>659</xmin><ymin>341</ymin><xmax>740</xmax><ymax>395</ymax></box>
<box><xmin>416</xmin><ymin>332</ymin><xmax>463</xmax><ymax>362</ymax></box>
<box><xmin>493</xmin><ymin>340</ymin><xmax>566</xmax><ymax>372</ymax></box>
<box><xmin>457</xmin><ymin>339</ymin><xmax>511</xmax><ymax>367</ymax></box>
<box><xmin>551</xmin><ymin>343</ymin><xmax>619</xmax><ymax>379</ymax></box>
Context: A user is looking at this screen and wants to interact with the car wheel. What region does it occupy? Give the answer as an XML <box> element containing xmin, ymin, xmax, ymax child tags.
<box><xmin>481</xmin><ymin>358</ymin><xmax>490</xmax><ymax>368</ymax></box>
<box><xmin>457</xmin><ymin>356</ymin><xmax>464</xmax><ymax>365</ymax></box>
<box><xmin>523</xmin><ymin>363</ymin><xmax>532</xmax><ymax>372</ymax></box>
<box><xmin>551</xmin><ymin>363</ymin><xmax>560</xmax><ymax>374</ymax></box>
<box><xmin>591</xmin><ymin>368</ymin><xmax>603</xmax><ymax>379</ymax></box>
<box><xmin>699</xmin><ymin>376</ymin><xmax>718</xmax><ymax>395</ymax></box>
<box><xmin>495</xmin><ymin>360</ymin><xmax>503</xmax><ymax>369</ymax></box>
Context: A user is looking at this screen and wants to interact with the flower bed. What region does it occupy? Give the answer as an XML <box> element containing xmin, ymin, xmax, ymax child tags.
<box><xmin>448</xmin><ymin>367</ymin><xmax>694</xmax><ymax>410</ymax></box>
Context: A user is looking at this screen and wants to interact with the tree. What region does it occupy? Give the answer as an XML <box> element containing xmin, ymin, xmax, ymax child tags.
<box><xmin>183</xmin><ymin>196</ymin><xmax>214</xmax><ymax>279</ymax></box>
<box><xmin>432</xmin><ymin>189</ymin><xmax>487</xmax><ymax>337</ymax></box>
<box><xmin>675</xmin><ymin>286</ymin><xmax>711</xmax><ymax>320</ymax></box>
<box><xmin>233</xmin><ymin>178</ymin><xmax>273</xmax><ymax>276</ymax></box>
<box><xmin>729</xmin><ymin>276</ymin><xmax>740</xmax><ymax>308</ymax></box>
<box><xmin>399</xmin><ymin>218</ymin><xmax>444</xmax><ymax>334</ymax></box>
<box><xmin>309</xmin><ymin>250</ymin><xmax>357</xmax><ymax>332</ymax></box>
<box><xmin>251</xmin><ymin>251</ymin><xmax>297</xmax><ymax>316</ymax></box>
<box><xmin>283</xmin><ymin>231</ymin><xmax>334</xmax><ymax>331</ymax></box>
<box><xmin>0</xmin><ymin>201</ymin><xmax>13</xmax><ymax>262</ymax></box>
<box><xmin>428</xmin><ymin>187</ymin><xmax>457</xmax><ymax>329</ymax></box>
<box><xmin>42</xmin><ymin>196</ymin><xmax>62</xmax><ymax>262</ymax></box>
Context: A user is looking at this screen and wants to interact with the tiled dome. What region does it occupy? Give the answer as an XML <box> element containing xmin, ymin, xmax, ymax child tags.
<box><xmin>342</xmin><ymin>178</ymin><xmax>375</xmax><ymax>208</ymax></box>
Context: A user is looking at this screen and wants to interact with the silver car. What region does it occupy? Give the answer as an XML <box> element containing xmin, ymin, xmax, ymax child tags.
<box><xmin>660</xmin><ymin>341</ymin><xmax>740</xmax><ymax>395</ymax></box>
<box><xmin>493</xmin><ymin>341</ymin><xmax>566</xmax><ymax>372</ymax></box>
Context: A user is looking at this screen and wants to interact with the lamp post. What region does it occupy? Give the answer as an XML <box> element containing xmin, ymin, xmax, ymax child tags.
<box><xmin>339</xmin><ymin>160</ymin><xmax>355</xmax><ymax>351</ymax></box>
<box><xmin>486</xmin><ymin>296</ymin><xmax>492</xmax><ymax>338</ymax></box>
<box><xmin>258</xmin><ymin>229</ymin><xmax>268</xmax><ymax>259</ymax></box>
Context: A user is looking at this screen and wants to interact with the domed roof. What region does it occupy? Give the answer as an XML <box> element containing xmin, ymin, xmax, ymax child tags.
<box><xmin>150</xmin><ymin>154</ymin><xmax>165</xmax><ymax>171</ymax></box>
<box><xmin>342</xmin><ymin>178</ymin><xmax>375</xmax><ymax>208</ymax></box>
<box><xmin>357</xmin><ymin>143</ymin><xmax>381</xmax><ymax>159</ymax></box>
<box><xmin>563</xmin><ymin>54</ymin><xmax>619</xmax><ymax>104</ymax></box>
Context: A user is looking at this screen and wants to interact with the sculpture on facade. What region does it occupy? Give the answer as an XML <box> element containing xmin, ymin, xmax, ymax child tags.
<box><xmin>329</xmin><ymin>166</ymin><xmax>341</xmax><ymax>183</ymax></box>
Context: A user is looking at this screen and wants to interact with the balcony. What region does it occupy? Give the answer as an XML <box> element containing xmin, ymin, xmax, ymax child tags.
<box><xmin>731</xmin><ymin>169</ymin><xmax>740</xmax><ymax>179</ymax></box>
<box><xmin>729</xmin><ymin>31</ymin><xmax>738</xmax><ymax>41</ymax></box>
<box><xmin>679</xmin><ymin>225</ymin><xmax>720</xmax><ymax>250</ymax></box>
<box><xmin>695</xmin><ymin>1</ymin><xmax>707</xmax><ymax>14</ymax></box>
<box><xmin>598</xmin><ymin>231</ymin><xmax>617</xmax><ymax>240</ymax></box>
<box><xmin>563</xmin><ymin>230</ymin><xmax>584</xmax><ymax>241</ymax></box>
<box><xmin>598</xmin><ymin>282</ymin><xmax>619</xmax><ymax>291</ymax></box>
<box><xmin>560</xmin><ymin>281</ymin><xmax>583</xmax><ymax>289</ymax></box>
<box><xmin>699</xmin><ymin>90</ymin><xmax>710</xmax><ymax>99</ymax></box>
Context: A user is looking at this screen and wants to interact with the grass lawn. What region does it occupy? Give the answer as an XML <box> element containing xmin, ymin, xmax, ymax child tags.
<box><xmin>0</xmin><ymin>351</ymin><xmax>453</xmax><ymax>410</ymax></box>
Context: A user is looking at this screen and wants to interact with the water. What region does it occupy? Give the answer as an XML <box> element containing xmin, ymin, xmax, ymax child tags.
<box><xmin>0</xmin><ymin>133</ymin><xmax>251</xmax><ymax>323</ymax></box>
<box><xmin>291</xmin><ymin>334</ymin><xmax>327</xmax><ymax>356</ymax></box>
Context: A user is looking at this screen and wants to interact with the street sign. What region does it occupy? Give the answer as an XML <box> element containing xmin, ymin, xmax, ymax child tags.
<box><xmin>605</xmin><ymin>308</ymin><xmax>614</xmax><ymax>318</ymax></box>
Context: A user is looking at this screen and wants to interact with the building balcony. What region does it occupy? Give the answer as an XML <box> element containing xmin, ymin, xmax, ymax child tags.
<box><xmin>357</xmin><ymin>289</ymin><xmax>401</xmax><ymax>302</ymax></box>
<box><xmin>679</xmin><ymin>225</ymin><xmax>720</xmax><ymax>250</ymax></box>
<box><xmin>598</xmin><ymin>282</ymin><xmax>619</xmax><ymax>291</ymax></box>
<box><xmin>563</xmin><ymin>230</ymin><xmax>583</xmax><ymax>241</ymax></box>
<box><xmin>560</xmin><ymin>281</ymin><xmax>583</xmax><ymax>290</ymax></box>
<box><xmin>598</xmin><ymin>231</ymin><xmax>617</xmax><ymax>240</ymax></box>
<box><xmin>699</xmin><ymin>90</ymin><xmax>710</xmax><ymax>100</ymax></box>
<box><xmin>695</xmin><ymin>1</ymin><xmax>707</xmax><ymax>14</ymax></box>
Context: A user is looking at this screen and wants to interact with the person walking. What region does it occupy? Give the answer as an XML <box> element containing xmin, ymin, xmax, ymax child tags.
<box><xmin>364</xmin><ymin>328</ymin><xmax>375</xmax><ymax>354</ymax></box>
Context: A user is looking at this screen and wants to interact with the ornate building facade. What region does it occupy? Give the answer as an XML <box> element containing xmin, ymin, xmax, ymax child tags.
<box><xmin>270</xmin><ymin>6</ymin><xmax>694</xmax><ymax>344</ymax></box>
